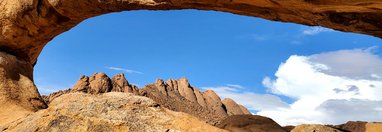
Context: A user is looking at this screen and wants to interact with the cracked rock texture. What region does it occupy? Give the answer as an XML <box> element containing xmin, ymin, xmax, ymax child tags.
<box><xmin>2</xmin><ymin>92</ymin><xmax>226</xmax><ymax>132</ymax></box>
<box><xmin>0</xmin><ymin>52</ymin><xmax>46</xmax><ymax>126</ymax></box>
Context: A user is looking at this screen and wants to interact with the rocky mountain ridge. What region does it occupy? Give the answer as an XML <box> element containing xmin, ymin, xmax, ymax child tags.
<box><xmin>43</xmin><ymin>73</ymin><xmax>251</xmax><ymax>125</ymax></box>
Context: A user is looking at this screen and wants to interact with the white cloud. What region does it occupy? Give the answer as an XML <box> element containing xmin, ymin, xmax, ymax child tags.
<box><xmin>226</xmin><ymin>84</ymin><xmax>244</xmax><ymax>89</ymax></box>
<box><xmin>260</xmin><ymin>47</ymin><xmax>382</xmax><ymax>125</ymax></box>
<box><xmin>201</xmin><ymin>85</ymin><xmax>289</xmax><ymax>111</ymax></box>
<box><xmin>106</xmin><ymin>66</ymin><xmax>143</xmax><ymax>74</ymax></box>
<box><xmin>302</xmin><ymin>26</ymin><xmax>334</xmax><ymax>35</ymax></box>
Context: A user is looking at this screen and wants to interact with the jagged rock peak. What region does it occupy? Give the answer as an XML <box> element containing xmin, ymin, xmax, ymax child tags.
<box><xmin>72</xmin><ymin>72</ymin><xmax>112</xmax><ymax>94</ymax></box>
<box><xmin>111</xmin><ymin>73</ymin><xmax>138</xmax><ymax>94</ymax></box>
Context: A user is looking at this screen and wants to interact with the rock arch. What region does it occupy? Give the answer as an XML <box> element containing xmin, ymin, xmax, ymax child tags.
<box><xmin>0</xmin><ymin>0</ymin><xmax>381</xmax><ymax>124</ymax></box>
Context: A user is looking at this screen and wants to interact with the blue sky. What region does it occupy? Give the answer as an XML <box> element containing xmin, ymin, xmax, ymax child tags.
<box><xmin>34</xmin><ymin>10</ymin><xmax>382</xmax><ymax>125</ymax></box>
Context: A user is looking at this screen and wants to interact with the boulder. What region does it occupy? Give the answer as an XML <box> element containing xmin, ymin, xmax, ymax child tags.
<box><xmin>202</xmin><ymin>90</ymin><xmax>228</xmax><ymax>117</ymax></box>
<box><xmin>222</xmin><ymin>98</ymin><xmax>245</xmax><ymax>116</ymax></box>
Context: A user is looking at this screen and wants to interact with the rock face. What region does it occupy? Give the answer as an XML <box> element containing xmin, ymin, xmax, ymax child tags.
<box><xmin>0</xmin><ymin>52</ymin><xmax>47</xmax><ymax>126</ymax></box>
<box><xmin>141</xmin><ymin>78</ymin><xmax>255</xmax><ymax>125</ymax></box>
<box><xmin>292</xmin><ymin>124</ymin><xmax>343</xmax><ymax>132</ymax></box>
<box><xmin>42</xmin><ymin>73</ymin><xmax>252</xmax><ymax>125</ymax></box>
<box><xmin>2</xmin><ymin>92</ymin><xmax>226</xmax><ymax>132</ymax></box>
<box><xmin>330</xmin><ymin>121</ymin><xmax>382</xmax><ymax>132</ymax></box>
<box><xmin>332</xmin><ymin>121</ymin><xmax>368</xmax><ymax>132</ymax></box>
<box><xmin>111</xmin><ymin>74</ymin><xmax>138</xmax><ymax>94</ymax></box>
<box><xmin>223</xmin><ymin>98</ymin><xmax>249</xmax><ymax>116</ymax></box>
<box><xmin>71</xmin><ymin>73</ymin><xmax>138</xmax><ymax>94</ymax></box>
<box><xmin>216</xmin><ymin>115</ymin><xmax>287</xmax><ymax>132</ymax></box>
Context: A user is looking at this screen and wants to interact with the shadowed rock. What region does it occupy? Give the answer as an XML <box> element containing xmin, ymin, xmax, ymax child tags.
<box><xmin>0</xmin><ymin>52</ymin><xmax>47</xmax><ymax>126</ymax></box>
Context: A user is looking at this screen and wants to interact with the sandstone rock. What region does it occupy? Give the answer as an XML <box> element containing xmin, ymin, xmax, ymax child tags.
<box><xmin>0</xmin><ymin>52</ymin><xmax>46</xmax><ymax>126</ymax></box>
<box><xmin>331</xmin><ymin>121</ymin><xmax>382</xmax><ymax>132</ymax></box>
<box><xmin>2</xmin><ymin>92</ymin><xmax>226</xmax><ymax>132</ymax></box>
<box><xmin>292</xmin><ymin>124</ymin><xmax>343</xmax><ymax>132</ymax></box>
<box><xmin>202</xmin><ymin>90</ymin><xmax>228</xmax><ymax>117</ymax></box>
<box><xmin>141</xmin><ymin>83</ymin><xmax>227</xmax><ymax>125</ymax></box>
<box><xmin>177</xmin><ymin>78</ymin><xmax>198</xmax><ymax>103</ymax></box>
<box><xmin>167</xmin><ymin>79</ymin><xmax>179</xmax><ymax>93</ymax></box>
<box><xmin>193</xmin><ymin>86</ymin><xmax>207</xmax><ymax>107</ymax></box>
<box><xmin>365</xmin><ymin>123</ymin><xmax>382</xmax><ymax>132</ymax></box>
<box><xmin>71</xmin><ymin>75</ymin><xmax>90</xmax><ymax>92</ymax></box>
<box><xmin>111</xmin><ymin>74</ymin><xmax>137</xmax><ymax>93</ymax></box>
<box><xmin>155</xmin><ymin>79</ymin><xmax>168</xmax><ymax>96</ymax></box>
<box><xmin>217</xmin><ymin>115</ymin><xmax>287</xmax><ymax>132</ymax></box>
<box><xmin>71</xmin><ymin>73</ymin><xmax>112</xmax><ymax>94</ymax></box>
<box><xmin>332</xmin><ymin>121</ymin><xmax>367</xmax><ymax>132</ymax></box>
<box><xmin>222</xmin><ymin>98</ymin><xmax>245</xmax><ymax>116</ymax></box>
<box><xmin>88</xmin><ymin>73</ymin><xmax>112</xmax><ymax>94</ymax></box>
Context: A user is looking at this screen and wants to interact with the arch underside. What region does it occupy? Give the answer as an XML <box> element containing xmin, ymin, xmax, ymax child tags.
<box><xmin>0</xmin><ymin>0</ymin><xmax>381</xmax><ymax>63</ymax></box>
<box><xmin>0</xmin><ymin>0</ymin><xmax>381</xmax><ymax>120</ymax></box>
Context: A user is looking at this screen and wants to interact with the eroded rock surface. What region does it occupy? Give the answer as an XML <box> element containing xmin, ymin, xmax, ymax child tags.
<box><xmin>0</xmin><ymin>52</ymin><xmax>47</xmax><ymax>126</ymax></box>
<box><xmin>2</xmin><ymin>92</ymin><xmax>226</xmax><ymax>132</ymax></box>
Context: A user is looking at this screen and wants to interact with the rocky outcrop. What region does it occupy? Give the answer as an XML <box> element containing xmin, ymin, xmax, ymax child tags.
<box><xmin>71</xmin><ymin>73</ymin><xmax>138</xmax><ymax>94</ymax></box>
<box><xmin>223</xmin><ymin>98</ymin><xmax>248</xmax><ymax>116</ymax></box>
<box><xmin>332</xmin><ymin>121</ymin><xmax>368</xmax><ymax>132</ymax></box>
<box><xmin>0</xmin><ymin>52</ymin><xmax>47</xmax><ymax>126</ymax></box>
<box><xmin>292</xmin><ymin>124</ymin><xmax>343</xmax><ymax>132</ymax></box>
<box><xmin>71</xmin><ymin>73</ymin><xmax>113</xmax><ymax>94</ymax></box>
<box><xmin>216</xmin><ymin>115</ymin><xmax>287</xmax><ymax>132</ymax></box>
<box><xmin>42</xmin><ymin>73</ymin><xmax>251</xmax><ymax>125</ymax></box>
<box><xmin>329</xmin><ymin>121</ymin><xmax>382</xmax><ymax>132</ymax></box>
<box><xmin>2</xmin><ymin>92</ymin><xmax>226</xmax><ymax>132</ymax></box>
<box><xmin>202</xmin><ymin>90</ymin><xmax>229</xmax><ymax>117</ymax></box>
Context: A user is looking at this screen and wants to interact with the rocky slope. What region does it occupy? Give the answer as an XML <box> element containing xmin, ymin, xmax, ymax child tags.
<box><xmin>329</xmin><ymin>121</ymin><xmax>382</xmax><ymax>132</ymax></box>
<box><xmin>2</xmin><ymin>92</ymin><xmax>225</xmax><ymax>131</ymax></box>
<box><xmin>292</xmin><ymin>124</ymin><xmax>343</xmax><ymax>132</ymax></box>
<box><xmin>43</xmin><ymin>73</ymin><xmax>251</xmax><ymax>125</ymax></box>
<box><xmin>216</xmin><ymin>115</ymin><xmax>287</xmax><ymax>132</ymax></box>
